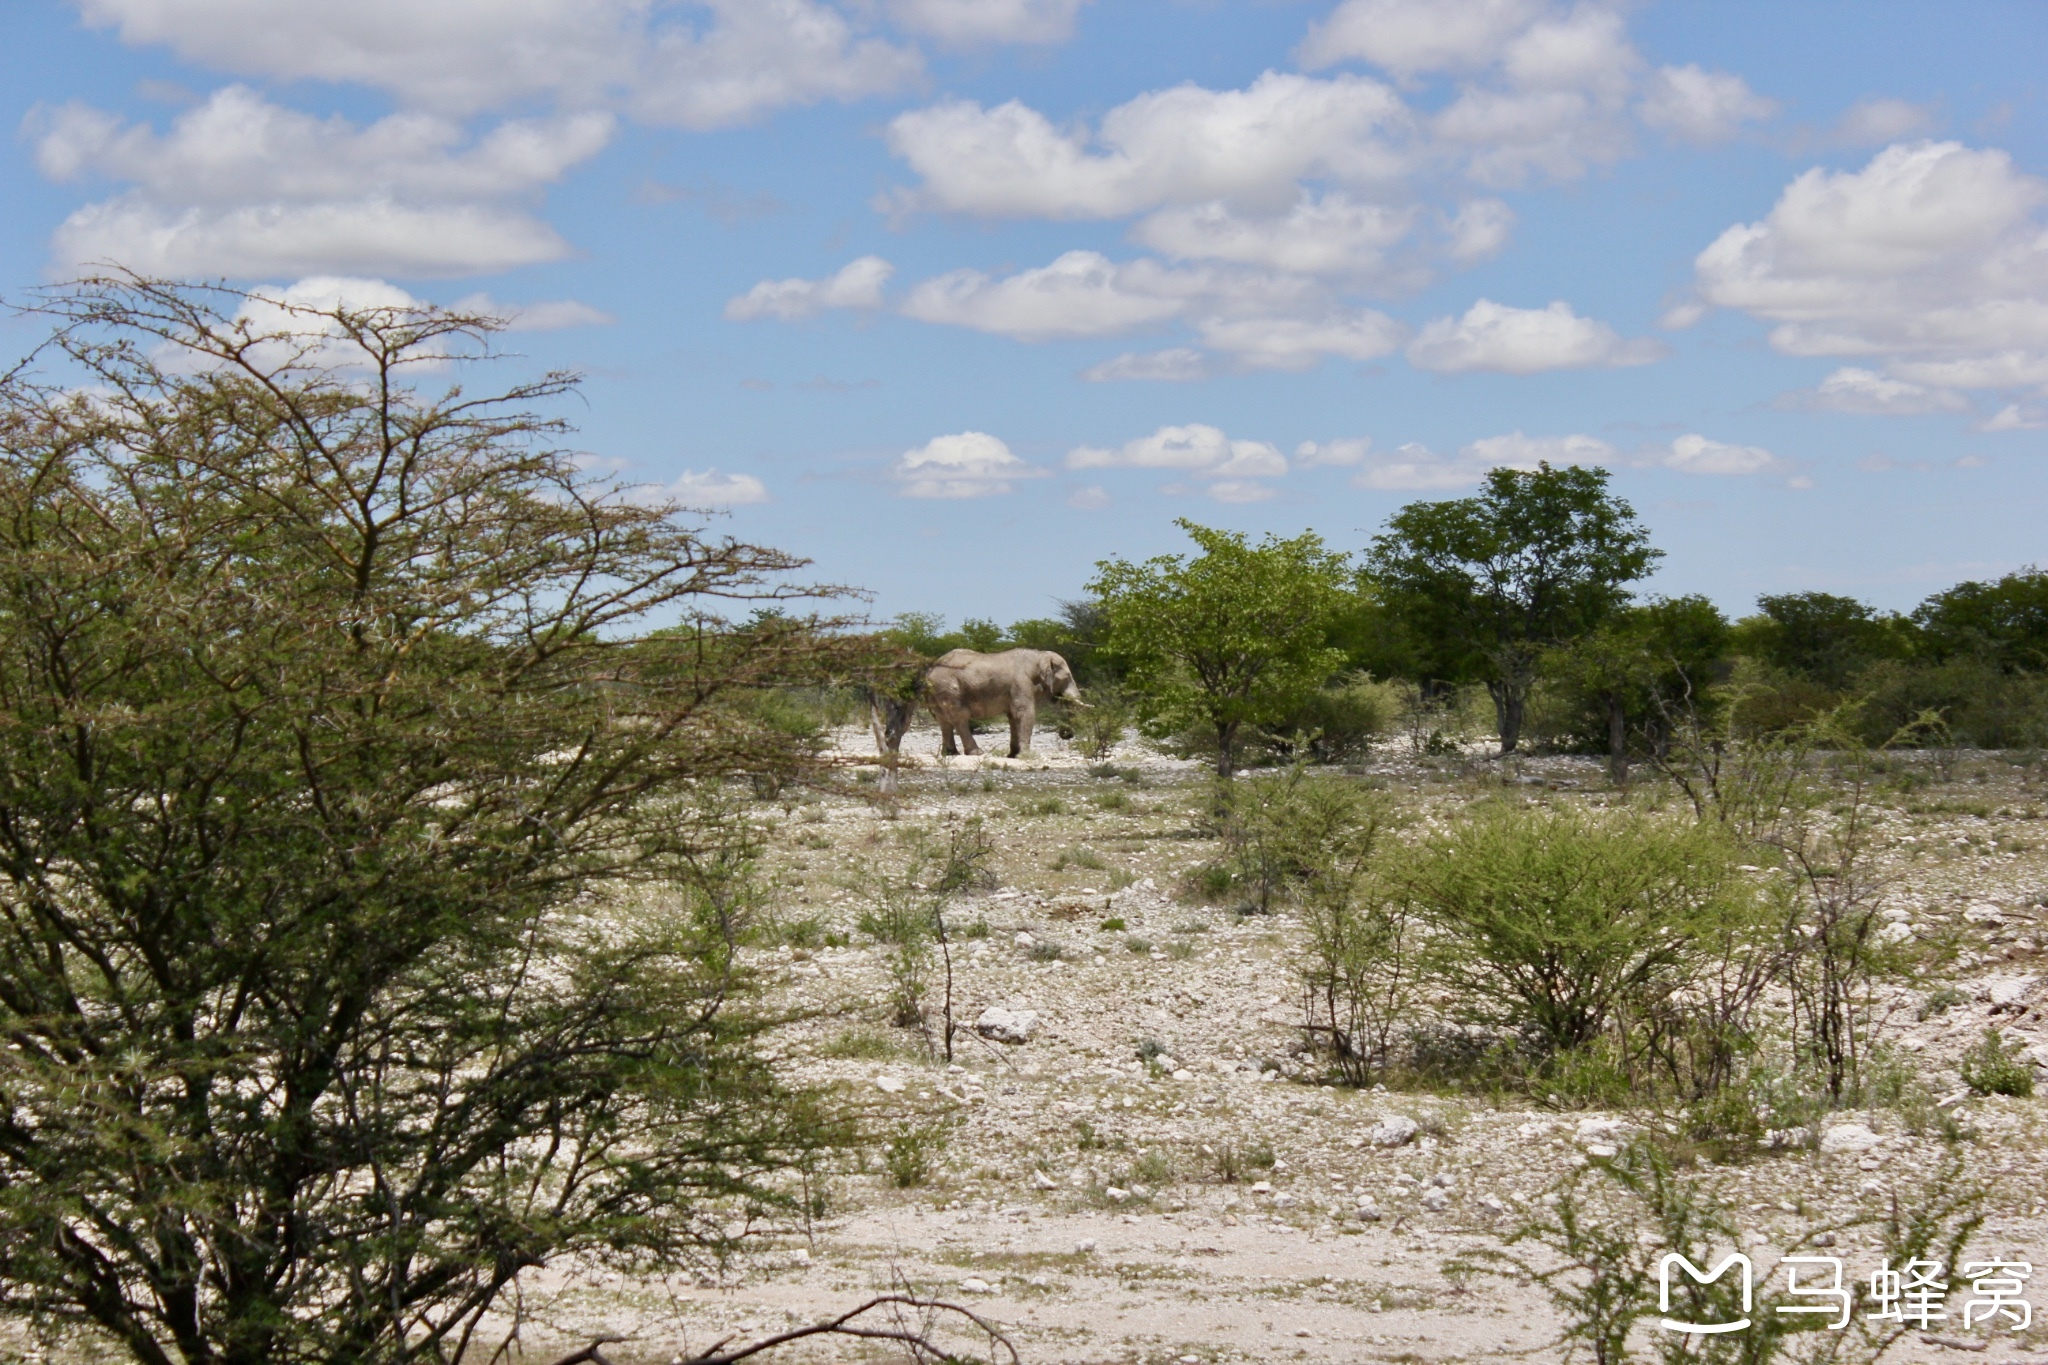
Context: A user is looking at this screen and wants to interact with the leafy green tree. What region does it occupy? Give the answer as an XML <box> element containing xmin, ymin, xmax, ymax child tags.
<box><xmin>0</xmin><ymin>276</ymin><xmax>853</xmax><ymax>1365</ymax></box>
<box><xmin>1089</xmin><ymin>520</ymin><xmax>1351</xmax><ymax>776</ymax></box>
<box><xmin>1545</xmin><ymin>596</ymin><xmax>1731</xmax><ymax>785</ymax></box>
<box><xmin>1729</xmin><ymin>591</ymin><xmax>1913</xmax><ymax>690</ymax></box>
<box><xmin>1367</xmin><ymin>464</ymin><xmax>1661</xmax><ymax>753</ymax></box>
<box><xmin>1912</xmin><ymin>567</ymin><xmax>2048</xmax><ymax>672</ymax></box>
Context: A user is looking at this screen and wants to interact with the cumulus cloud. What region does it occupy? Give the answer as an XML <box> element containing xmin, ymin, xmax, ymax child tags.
<box><xmin>887</xmin><ymin>0</ymin><xmax>1086</xmax><ymax>45</ymax></box>
<box><xmin>1407</xmin><ymin>298</ymin><xmax>1666</xmax><ymax>373</ymax></box>
<box><xmin>1067</xmin><ymin>484</ymin><xmax>1112</xmax><ymax>509</ymax></box>
<box><xmin>883</xmin><ymin>72</ymin><xmax>1409</xmax><ymax>220</ymax></box>
<box><xmin>1067</xmin><ymin>422</ymin><xmax>1287</xmax><ymax>499</ymax></box>
<box><xmin>1690</xmin><ymin>140</ymin><xmax>2048</xmax><ymax>400</ymax></box>
<box><xmin>1294</xmin><ymin>437</ymin><xmax>1374</xmax><ymax>468</ymax></box>
<box><xmin>33</xmin><ymin>85</ymin><xmax>602</xmax><ymax>275</ymax></box>
<box><xmin>1196</xmin><ymin>310</ymin><xmax>1405</xmax><ymax>370</ymax></box>
<box><xmin>1655</xmin><ymin>433</ymin><xmax>1785</xmax><ymax>477</ymax></box>
<box><xmin>1298</xmin><ymin>0</ymin><xmax>1544</xmax><ymax>76</ymax></box>
<box><xmin>1080</xmin><ymin>348</ymin><xmax>1209</xmax><ymax>382</ymax></box>
<box><xmin>451</xmin><ymin>293</ymin><xmax>615</xmax><ymax>329</ymax></box>
<box><xmin>1464</xmin><ymin>430</ymin><xmax>1616</xmax><ymax>467</ymax></box>
<box><xmin>725</xmin><ymin>256</ymin><xmax>894</xmax><ymax>320</ymax></box>
<box><xmin>666</xmin><ymin>468</ymin><xmax>770</xmax><ymax>506</ymax></box>
<box><xmin>74</xmin><ymin>0</ymin><xmax>921</xmax><ymax>127</ymax></box>
<box><xmin>1444</xmin><ymin>199</ymin><xmax>1516</xmax><ymax>261</ymax></box>
<box><xmin>1348</xmin><ymin>442</ymin><xmax>1489</xmax><ymax>490</ymax></box>
<box><xmin>899</xmin><ymin>251</ymin><xmax>1199</xmax><ymax>340</ymax></box>
<box><xmin>893</xmin><ymin>431</ymin><xmax>1044</xmax><ymax>498</ymax></box>
<box><xmin>1981</xmin><ymin>404</ymin><xmax>2047</xmax><ymax>431</ymax></box>
<box><xmin>1778</xmin><ymin>366</ymin><xmax>1970</xmax><ymax>415</ymax></box>
<box><xmin>1132</xmin><ymin>193</ymin><xmax>1418</xmax><ymax>278</ymax></box>
<box><xmin>1639</xmin><ymin>63</ymin><xmax>1777</xmax><ymax>143</ymax></box>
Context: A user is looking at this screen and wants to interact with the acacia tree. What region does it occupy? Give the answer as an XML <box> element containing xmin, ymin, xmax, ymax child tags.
<box><xmin>1089</xmin><ymin>520</ymin><xmax>1350</xmax><ymax>777</ymax></box>
<box><xmin>1367</xmin><ymin>463</ymin><xmax>1660</xmax><ymax>753</ymax></box>
<box><xmin>0</xmin><ymin>275</ymin><xmax>857</xmax><ymax>1365</ymax></box>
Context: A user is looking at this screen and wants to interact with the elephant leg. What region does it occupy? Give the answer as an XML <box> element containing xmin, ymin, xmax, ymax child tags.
<box><xmin>960</xmin><ymin>721</ymin><xmax>981</xmax><ymax>756</ymax></box>
<box><xmin>940</xmin><ymin>719</ymin><xmax>959</xmax><ymax>756</ymax></box>
<box><xmin>1010</xmin><ymin>700</ymin><xmax>1035</xmax><ymax>758</ymax></box>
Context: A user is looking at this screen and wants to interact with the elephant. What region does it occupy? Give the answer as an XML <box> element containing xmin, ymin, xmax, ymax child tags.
<box><xmin>922</xmin><ymin>648</ymin><xmax>1084</xmax><ymax>758</ymax></box>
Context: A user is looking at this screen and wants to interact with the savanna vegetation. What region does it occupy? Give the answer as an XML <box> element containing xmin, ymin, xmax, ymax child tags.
<box><xmin>0</xmin><ymin>275</ymin><xmax>2037</xmax><ymax>1365</ymax></box>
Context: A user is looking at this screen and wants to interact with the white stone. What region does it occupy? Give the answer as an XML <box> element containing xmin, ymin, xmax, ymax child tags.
<box><xmin>1369</xmin><ymin>1115</ymin><xmax>1421</xmax><ymax>1147</ymax></box>
<box><xmin>1171</xmin><ymin>1068</ymin><xmax>1195</xmax><ymax>1081</ymax></box>
<box><xmin>1104</xmin><ymin>1186</ymin><xmax>1129</xmax><ymax>1203</ymax></box>
<box><xmin>960</xmin><ymin>1277</ymin><xmax>996</xmax><ymax>1295</ymax></box>
<box><xmin>874</xmin><ymin>1076</ymin><xmax>906</xmax><ymax>1094</ymax></box>
<box><xmin>1421</xmin><ymin>1188</ymin><xmax>1450</xmax><ymax>1211</ymax></box>
<box><xmin>1075</xmin><ymin>1239</ymin><xmax>1096</xmax><ymax>1253</ymax></box>
<box><xmin>1586</xmin><ymin>1143</ymin><xmax>1619</xmax><ymax>1159</ymax></box>
<box><xmin>1820</xmin><ymin>1123</ymin><xmax>1882</xmax><ymax>1154</ymax></box>
<box><xmin>974</xmin><ymin>1007</ymin><xmax>1040</xmax><ymax>1044</ymax></box>
<box><xmin>1985</xmin><ymin>977</ymin><xmax>2035</xmax><ymax>1007</ymax></box>
<box><xmin>1031</xmin><ymin>1170</ymin><xmax>1057</xmax><ymax>1190</ymax></box>
<box><xmin>1575</xmin><ymin>1117</ymin><xmax>1626</xmax><ymax>1143</ymax></box>
<box><xmin>1480</xmin><ymin>1194</ymin><xmax>1507</xmax><ymax>1214</ymax></box>
<box><xmin>1249</xmin><ymin>1180</ymin><xmax>1273</xmax><ymax>1194</ymax></box>
<box><xmin>1427</xmin><ymin>1172</ymin><xmax>1454</xmax><ymax>1188</ymax></box>
<box><xmin>1013</xmin><ymin>931</ymin><xmax>1035</xmax><ymax>948</ymax></box>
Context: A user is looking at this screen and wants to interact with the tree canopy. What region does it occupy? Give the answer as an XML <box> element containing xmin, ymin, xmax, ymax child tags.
<box><xmin>1089</xmin><ymin>520</ymin><xmax>1351</xmax><ymax>776</ymax></box>
<box><xmin>1366</xmin><ymin>463</ymin><xmax>1661</xmax><ymax>753</ymax></box>
<box><xmin>0</xmin><ymin>275</ymin><xmax>854</xmax><ymax>1365</ymax></box>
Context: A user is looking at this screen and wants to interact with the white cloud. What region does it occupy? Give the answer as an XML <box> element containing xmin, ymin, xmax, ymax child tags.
<box><xmin>725</xmin><ymin>256</ymin><xmax>894</xmax><ymax>320</ymax></box>
<box><xmin>1780</xmin><ymin>366</ymin><xmax>1970</xmax><ymax>415</ymax></box>
<box><xmin>75</xmin><ymin>0</ymin><xmax>921</xmax><ymax>127</ymax></box>
<box><xmin>1981</xmin><ymin>403</ymin><xmax>2047</xmax><ymax>431</ymax></box>
<box><xmin>1693</xmin><ymin>141</ymin><xmax>2048</xmax><ymax>372</ymax></box>
<box><xmin>629</xmin><ymin>0</ymin><xmax>922</xmax><ymax>130</ymax></box>
<box><xmin>1067</xmin><ymin>484</ymin><xmax>1112</xmax><ymax>509</ymax></box>
<box><xmin>893</xmin><ymin>431</ymin><xmax>1044</xmax><ymax>498</ymax></box>
<box><xmin>1132</xmin><ymin>194</ymin><xmax>1418</xmax><ymax>278</ymax></box>
<box><xmin>1639</xmin><ymin>64</ymin><xmax>1776</xmax><ymax>143</ymax></box>
<box><xmin>54</xmin><ymin>198</ymin><xmax>572</xmax><ymax>278</ymax></box>
<box><xmin>1829</xmin><ymin>97</ymin><xmax>1935</xmax><ymax>148</ymax></box>
<box><xmin>34</xmin><ymin>86</ymin><xmax>602</xmax><ymax>276</ymax></box>
<box><xmin>883</xmin><ymin>72</ymin><xmax>1408</xmax><ymax>220</ymax></box>
<box><xmin>899</xmin><ymin>251</ymin><xmax>1198</xmax><ymax>340</ymax></box>
<box><xmin>887</xmin><ymin>0</ymin><xmax>1086</xmax><ymax>45</ymax></box>
<box><xmin>1294</xmin><ymin>437</ymin><xmax>1374</xmax><ymax>467</ymax></box>
<box><xmin>1067</xmin><ymin>423</ymin><xmax>1286</xmax><ymax>498</ymax></box>
<box><xmin>1349</xmin><ymin>442</ymin><xmax>1487</xmax><ymax>490</ymax></box>
<box><xmin>1656</xmin><ymin>433</ymin><xmax>1783</xmax><ymax>477</ymax></box>
<box><xmin>1298</xmin><ymin>0</ymin><xmax>1544</xmax><ymax>76</ymax></box>
<box><xmin>1407</xmin><ymin>298</ymin><xmax>1665</xmax><ymax>373</ymax></box>
<box><xmin>218</xmin><ymin>275</ymin><xmax>432</xmax><ymax>371</ymax></box>
<box><xmin>451</xmin><ymin>293</ymin><xmax>615</xmax><ymax>329</ymax></box>
<box><xmin>1080</xmin><ymin>348</ymin><xmax>1209</xmax><ymax>382</ymax></box>
<box><xmin>1196</xmin><ymin>310</ymin><xmax>1405</xmax><ymax>370</ymax></box>
<box><xmin>1444</xmin><ymin>199</ymin><xmax>1515</xmax><ymax>261</ymax></box>
<box><xmin>666</xmin><ymin>468</ymin><xmax>770</xmax><ymax>506</ymax></box>
<box><xmin>1463</xmin><ymin>430</ymin><xmax>1616</xmax><ymax>467</ymax></box>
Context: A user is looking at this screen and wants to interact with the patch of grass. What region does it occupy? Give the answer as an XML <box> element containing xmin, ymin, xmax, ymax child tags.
<box><xmin>820</xmin><ymin>1027</ymin><xmax>904</xmax><ymax>1060</ymax></box>
<box><xmin>1090</xmin><ymin>790</ymin><xmax>1132</xmax><ymax>812</ymax></box>
<box><xmin>1961</xmin><ymin>1029</ymin><xmax>2035</xmax><ymax>1097</ymax></box>
<box><xmin>1124</xmin><ymin>936</ymin><xmax>1154</xmax><ymax>955</ymax></box>
<box><xmin>1099</xmin><ymin>917</ymin><xmax>1126</xmax><ymax>932</ymax></box>
<box><xmin>884</xmin><ymin>1123</ymin><xmax>950</xmax><ymax>1188</ymax></box>
<box><xmin>1028</xmin><ymin>940</ymin><xmax>1067</xmax><ymax>962</ymax></box>
<box><xmin>1089</xmin><ymin>764</ymin><xmax>1146</xmax><ymax>784</ymax></box>
<box><xmin>1127</xmin><ymin>1147</ymin><xmax>1176</xmax><ymax>1187</ymax></box>
<box><xmin>1024</xmin><ymin>796</ymin><xmax>1067</xmax><ymax>817</ymax></box>
<box><xmin>1917</xmin><ymin>985</ymin><xmax>1970</xmax><ymax>1020</ymax></box>
<box><xmin>958</xmin><ymin>916</ymin><xmax>991</xmax><ymax>939</ymax></box>
<box><xmin>1073</xmin><ymin>1119</ymin><xmax>1112</xmax><ymax>1151</ymax></box>
<box><xmin>1163</xmin><ymin>939</ymin><xmax>1196</xmax><ymax>960</ymax></box>
<box><xmin>1053</xmin><ymin>846</ymin><xmax>1108</xmax><ymax>871</ymax></box>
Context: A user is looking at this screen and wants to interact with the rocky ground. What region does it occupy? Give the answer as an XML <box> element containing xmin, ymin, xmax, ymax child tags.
<box><xmin>486</xmin><ymin>723</ymin><xmax>2048</xmax><ymax>1365</ymax></box>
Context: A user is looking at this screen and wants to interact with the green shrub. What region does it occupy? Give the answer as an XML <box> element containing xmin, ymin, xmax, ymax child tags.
<box><xmin>1090</xmin><ymin>790</ymin><xmax>1131</xmax><ymax>811</ymax></box>
<box><xmin>1127</xmin><ymin>1148</ymin><xmax>1176</xmax><ymax>1187</ymax></box>
<box><xmin>1069</xmin><ymin>684</ymin><xmax>1133</xmax><ymax>759</ymax></box>
<box><xmin>1255</xmin><ymin>672</ymin><xmax>1400</xmax><ymax>764</ymax></box>
<box><xmin>1024</xmin><ymin>796</ymin><xmax>1067</xmax><ymax>817</ymax></box>
<box><xmin>1202</xmin><ymin>766</ymin><xmax>1390</xmax><ymax>914</ymax></box>
<box><xmin>884</xmin><ymin>1124</ymin><xmax>950</xmax><ymax>1187</ymax></box>
<box><xmin>1961</xmin><ymin>1029</ymin><xmax>2035</xmax><ymax>1097</ymax></box>
<box><xmin>1053</xmin><ymin>846</ymin><xmax>1107</xmax><ymax>871</ymax></box>
<box><xmin>1403</xmin><ymin>805</ymin><xmax>1773</xmax><ymax>1075</ymax></box>
<box><xmin>1099</xmin><ymin>917</ymin><xmax>1126</xmax><ymax>932</ymax></box>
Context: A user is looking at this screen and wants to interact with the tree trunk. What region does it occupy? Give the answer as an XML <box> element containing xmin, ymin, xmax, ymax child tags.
<box><xmin>1487</xmin><ymin>680</ymin><xmax>1527</xmax><ymax>754</ymax></box>
<box><xmin>1606</xmin><ymin>693</ymin><xmax>1629</xmax><ymax>787</ymax></box>
<box><xmin>1215</xmin><ymin>719</ymin><xmax>1239</xmax><ymax>778</ymax></box>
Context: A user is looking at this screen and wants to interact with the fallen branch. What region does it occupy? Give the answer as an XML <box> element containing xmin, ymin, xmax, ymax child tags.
<box><xmin>546</xmin><ymin>1294</ymin><xmax>1019</xmax><ymax>1365</ymax></box>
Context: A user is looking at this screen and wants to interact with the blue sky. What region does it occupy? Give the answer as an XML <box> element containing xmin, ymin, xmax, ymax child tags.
<box><xmin>2</xmin><ymin>1</ymin><xmax>2045</xmax><ymax>627</ymax></box>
